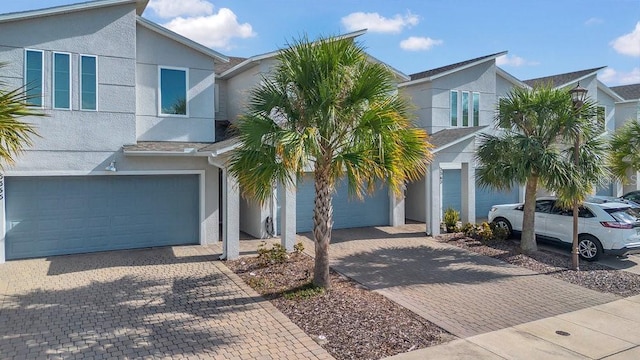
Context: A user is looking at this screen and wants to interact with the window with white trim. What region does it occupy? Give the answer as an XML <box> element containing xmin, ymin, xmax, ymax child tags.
<box><xmin>450</xmin><ymin>90</ymin><xmax>458</xmax><ymax>126</ymax></box>
<box><xmin>80</xmin><ymin>55</ymin><xmax>97</xmax><ymax>111</ymax></box>
<box><xmin>53</xmin><ymin>52</ymin><xmax>71</xmax><ymax>109</ymax></box>
<box><xmin>24</xmin><ymin>49</ymin><xmax>43</xmax><ymax>107</ymax></box>
<box><xmin>159</xmin><ymin>66</ymin><xmax>188</xmax><ymax>116</ymax></box>
<box><xmin>450</xmin><ymin>90</ymin><xmax>480</xmax><ymax>127</ymax></box>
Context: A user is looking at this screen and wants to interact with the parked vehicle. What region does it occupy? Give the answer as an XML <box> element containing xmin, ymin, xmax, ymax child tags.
<box><xmin>622</xmin><ymin>191</ymin><xmax>640</xmax><ymax>204</ymax></box>
<box><xmin>488</xmin><ymin>197</ymin><xmax>640</xmax><ymax>261</ymax></box>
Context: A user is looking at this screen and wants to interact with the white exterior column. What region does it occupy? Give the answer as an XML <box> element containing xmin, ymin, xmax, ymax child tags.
<box><xmin>461</xmin><ymin>162</ymin><xmax>476</xmax><ymax>224</ymax></box>
<box><xmin>0</xmin><ymin>175</ymin><xmax>5</xmax><ymax>263</ymax></box>
<box><xmin>280</xmin><ymin>181</ymin><xmax>296</xmax><ymax>252</ymax></box>
<box><xmin>426</xmin><ymin>163</ymin><xmax>441</xmax><ymax>236</ymax></box>
<box><xmin>222</xmin><ymin>169</ymin><xmax>240</xmax><ymax>259</ymax></box>
<box><xmin>389</xmin><ymin>186</ymin><xmax>405</xmax><ymax>226</ymax></box>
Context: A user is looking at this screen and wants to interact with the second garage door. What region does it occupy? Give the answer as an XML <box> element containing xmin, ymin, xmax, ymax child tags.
<box><xmin>5</xmin><ymin>175</ymin><xmax>200</xmax><ymax>260</ymax></box>
<box><xmin>295</xmin><ymin>175</ymin><xmax>390</xmax><ymax>233</ymax></box>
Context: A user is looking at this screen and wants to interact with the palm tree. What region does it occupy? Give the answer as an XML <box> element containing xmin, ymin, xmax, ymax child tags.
<box><xmin>0</xmin><ymin>63</ymin><xmax>41</xmax><ymax>167</ymax></box>
<box><xmin>228</xmin><ymin>35</ymin><xmax>431</xmax><ymax>289</ymax></box>
<box><xmin>477</xmin><ymin>85</ymin><xmax>604</xmax><ymax>253</ymax></box>
<box><xmin>610</xmin><ymin>120</ymin><xmax>640</xmax><ymax>182</ymax></box>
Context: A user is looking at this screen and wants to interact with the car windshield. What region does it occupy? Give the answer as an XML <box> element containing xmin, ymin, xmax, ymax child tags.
<box><xmin>605</xmin><ymin>207</ymin><xmax>640</xmax><ymax>224</ymax></box>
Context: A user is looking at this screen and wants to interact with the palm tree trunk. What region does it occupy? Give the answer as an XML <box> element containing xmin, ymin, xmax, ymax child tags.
<box><xmin>312</xmin><ymin>169</ymin><xmax>334</xmax><ymax>289</ymax></box>
<box><xmin>521</xmin><ymin>175</ymin><xmax>539</xmax><ymax>252</ymax></box>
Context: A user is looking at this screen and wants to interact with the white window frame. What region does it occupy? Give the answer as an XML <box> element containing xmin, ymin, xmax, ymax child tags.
<box><xmin>158</xmin><ymin>66</ymin><xmax>189</xmax><ymax>117</ymax></box>
<box><xmin>79</xmin><ymin>54</ymin><xmax>98</xmax><ymax>111</ymax></box>
<box><xmin>24</xmin><ymin>49</ymin><xmax>44</xmax><ymax>108</ymax></box>
<box><xmin>52</xmin><ymin>51</ymin><xmax>72</xmax><ymax>110</ymax></box>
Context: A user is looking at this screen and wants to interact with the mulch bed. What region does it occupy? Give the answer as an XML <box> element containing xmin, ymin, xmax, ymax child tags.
<box><xmin>226</xmin><ymin>253</ymin><xmax>453</xmax><ymax>360</ymax></box>
<box><xmin>438</xmin><ymin>233</ymin><xmax>640</xmax><ymax>297</ymax></box>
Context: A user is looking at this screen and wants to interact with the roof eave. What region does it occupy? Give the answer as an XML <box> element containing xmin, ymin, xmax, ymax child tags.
<box><xmin>219</xmin><ymin>29</ymin><xmax>368</xmax><ymax>79</ymax></box>
<box><xmin>400</xmin><ymin>51</ymin><xmax>508</xmax><ymax>88</ymax></box>
<box><xmin>555</xmin><ymin>67</ymin><xmax>606</xmax><ymax>89</ymax></box>
<box><xmin>496</xmin><ymin>66</ymin><xmax>531</xmax><ymax>89</ymax></box>
<box><xmin>136</xmin><ymin>17</ymin><xmax>229</xmax><ymax>62</ymax></box>
<box><xmin>597</xmin><ymin>80</ymin><xmax>625</xmax><ymax>102</ymax></box>
<box><xmin>0</xmin><ymin>0</ymin><xmax>148</xmax><ymax>23</ymax></box>
<box><xmin>432</xmin><ymin>127</ymin><xmax>488</xmax><ymax>154</ymax></box>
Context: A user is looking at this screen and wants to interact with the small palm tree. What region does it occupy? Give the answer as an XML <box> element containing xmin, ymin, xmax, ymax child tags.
<box><xmin>228</xmin><ymin>35</ymin><xmax>431</xmax><ymax>289</ymax></box>
<box><xmin>0</xmin><ymin>63</ymin><xmax>41</xmax><ymax>167</ymax></box>
<box><xmin>477</xmin><ymin>85</ymin><xmax>604</xmax><ymax>253</ymax></box>
<box><xmin>609</xmin><ymin>120</ymin><xmax>640</xmax><ymax>182</ymax></box>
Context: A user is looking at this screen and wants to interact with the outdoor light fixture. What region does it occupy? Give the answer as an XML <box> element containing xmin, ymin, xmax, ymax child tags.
<box><xmin>105</xmin><ymin>160</ymin><xmax>117</xmax><ymax>172</ymax></box>
<box><xmin>569</xmin><ymin>82</ymin><xmax>588</xmax><ymax>108</ymax></box>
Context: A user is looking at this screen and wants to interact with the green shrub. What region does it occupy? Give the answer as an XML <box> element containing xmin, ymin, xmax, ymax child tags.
<box><xmin>463</xmin><ymin>222</ymin><xmax>507</xmax><ymax>243</ymax></box>
<box><xmin>443</xmin><ymin>207</ymin><xmax>460</xmax><ymax>233</ymax></box>
<box><xmin>293</xmin><ymin>242</ymin><xmax>305</xmax><ymax>254</ymax></box>
<box><xmin>461</xmin><ymin>222</ymin><xmax>475</xmax><ymax>237</ymax></box>
<box><xmin>257</xmin><ymin>242</ymin><xmax>288</xmax><ymax>265</ymax></box>
<box><xmin>475</xmin><ymin>222</ymin><xmax>494</xmax><ymax>243</ymax></box>
<box><xmin>283</xmin><ymin>282</ymin><xmax>325</xmax><ymax>300</ymax></box>
<box><xmin>489</xmin><ymin>222</ymin><xmax>509</xmax><ymax>241</ymax></box>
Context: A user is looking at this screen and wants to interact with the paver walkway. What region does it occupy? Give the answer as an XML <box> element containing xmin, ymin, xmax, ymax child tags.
<box><xmin>0</xmin><ymin>246</ymin><xmax>332</xmax><ymax>359</ymax></box>
<box><xmin>297</xmin><ymin>224</ymin><xmax>620</xmax><ymax>338</ymax></box>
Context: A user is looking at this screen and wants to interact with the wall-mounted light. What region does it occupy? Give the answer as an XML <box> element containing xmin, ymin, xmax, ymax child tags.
<box><xmin>105</xmin><ymin>161</ymin><xmax>117</xmax><ymax>172</ymax></box>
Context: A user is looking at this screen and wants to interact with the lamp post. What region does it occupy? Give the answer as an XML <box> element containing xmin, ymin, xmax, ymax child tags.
<box><xmin>569</xmin><ymin>82</ymin><xmax>588</xmax><ymax>271</ymax></box>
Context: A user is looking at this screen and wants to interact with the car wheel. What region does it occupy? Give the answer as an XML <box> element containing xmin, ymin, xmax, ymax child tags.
<box><xmin>578</xmin><ymin>235</ymin><xmax>603</xmax><ymax>262</ymax></box>
<box><xmin>492</xmin><ymin>217</ymin><xmax>512</xmax><ymax>236</ymax></box>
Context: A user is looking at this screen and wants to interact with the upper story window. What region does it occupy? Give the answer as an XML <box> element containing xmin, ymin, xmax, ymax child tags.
<box><xmin>450</xmin><ymin>90</ymin><xmax>458</xmax><ymax>126</ymax></box>
<box><xmin>80</xmin><ymin>55</ymin><xmax>97</xmax><ymax>111</ymax></box>
<box><xmin>24</xmin><ymin>49</ymin><xmax>43</xmax><ymax>107</ymax></box>
<box><xmin>472</xmin><ymin>92</ymin><xmax>480</xmax><ymax>126</ymax></box>
<box><xmin>159</xmin><ymin>66</ymin><xmax>188</xmax><ymax>116</ymax></box>
<box><xmin>597</xmin><ymin>106</ymin><xmax>605</xmax><ymax>132</ymax></box>
<box><xmin>450</xmin><ymin>90</ymin><xmax>480</xmax><ymax>127</ymax></box>
<box><xmin>462</xmin><ymin>91</ymin><xmax>469</xmax><ymax>126</ymax></box>
<box><xmin>53</xmin><ymin>52</ymin><xmax>71</xmax><ymax>110</ymax></box>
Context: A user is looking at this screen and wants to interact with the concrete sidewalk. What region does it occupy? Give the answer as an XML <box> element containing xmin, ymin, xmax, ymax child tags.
<box><xmin>386</xmin><ymin>295</ymin><xmax>640</xmax><ymax>359</ymax></box>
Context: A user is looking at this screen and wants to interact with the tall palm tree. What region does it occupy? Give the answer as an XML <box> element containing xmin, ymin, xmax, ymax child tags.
<box><xmin>228</xmin><ymin>35</ymin><xmax>431</xmax><ymax>289</ymax></box>
<box><xmin>609</xmin><ymin>120</ymin><xmax>640</xmax><ymax>182</ymax></box>
<box><xmin>0</xmin><ymin>63</ymin><xmax>40</xmax><ymax>167</ymax></box>
<box><xmin>477</xmin><ymin>85</ymin><xmax>604</xmax><ymax>253</ymax></box>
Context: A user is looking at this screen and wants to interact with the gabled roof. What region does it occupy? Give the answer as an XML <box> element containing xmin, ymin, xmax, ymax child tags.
<box><xmin>215</xmin><ymin>56</ymin><xmax>247</xmax><ymax>75</ymax></box>
<box><xmin>402</xmin><ymin>51</ymin><xmax>507</xmax><ymax>86</ymax></box>
<box><xmin>0</xmin><ymin>0</ymin><xmax>148</xmax><ymax>23</ymax></box>
<box><xmin>122</xmin><ymin>137</ymin><xmax>239</xmax><ymax>156</ymax></box>
<box><xmin>430</xmin><ymin>126</ymin><xmax>488</xmax><ymax>153</ymax></box>
<box><xmin>597</xmin><ymin>80</ymin><xmax>625</xmax><ymax>102</ymax></box>
<box><xmin>610</xmin><ymin>83</ymin><xmax>640</xmax><ymax>101</ymax></box>
<box><xmin>496</xmin><ymin>67</ymin><xmax>530</xmax><ymax>89</ymax></box>
<box><xmin>523</xmin><ymin>66</ymin><xmax>605</xmax><ymax>88</ymax></box>
<box><xmin>218</xmin><ymin>29</ymin><xmax>388</xmax><ymax>79</ymax></box>
<box><xmin>136</xmin><ymin>17</ymin><xmax>228</xmax><ymax>63</ymax></box>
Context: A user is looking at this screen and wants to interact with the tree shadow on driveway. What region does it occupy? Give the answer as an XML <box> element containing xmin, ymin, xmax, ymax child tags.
<box><xmin>0</xmin><ymin>257</ymin><xmax>266</xmax><ymax>359</ymax></box>
<box><xmin>330</xmin><ymin>244</ymin><xmax>538</xmax><ymax>290</ymax></box>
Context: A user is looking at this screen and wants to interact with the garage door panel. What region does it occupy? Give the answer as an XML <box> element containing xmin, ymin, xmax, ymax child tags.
<box><xmin>5</xmin><ymin>175</ymin><xmax>199</xmax><ymax>260</ymax></box>
<box><xmin>295</xmin><ymin>175</ymin><xmax>389</xmax><ymax>233</ymax></box>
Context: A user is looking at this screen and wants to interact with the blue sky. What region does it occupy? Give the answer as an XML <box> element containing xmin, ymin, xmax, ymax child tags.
<box><xmin>6</xmin><ymin>0</ymin><xmax>640</xmax><ymax>85</ymax></box>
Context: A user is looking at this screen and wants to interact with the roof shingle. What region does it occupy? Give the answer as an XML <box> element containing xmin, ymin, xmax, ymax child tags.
<box><xmin>409</xmin><ymin>52</ymin><xmax>506</xmax><ymax>81</ymax></box>
<box><xmin>610</xmin><ymin>83</ymin><xmax>640</xmax><ymax>101</ymax></box>
<box><xmin>523</xmin><ymin>67</ymin><xmax>605</xmax><ymax>88</ymax></box>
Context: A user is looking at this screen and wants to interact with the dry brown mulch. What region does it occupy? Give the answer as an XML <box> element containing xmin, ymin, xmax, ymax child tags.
<box><xmin>226</xmin><ymin>253</ymin><xmax>452</xmax><ymax>360</ymax></box>
<box><xmin>439</xmin><ymin>233</ymin><xmax>640</xmax><ymax>297</ymax></box>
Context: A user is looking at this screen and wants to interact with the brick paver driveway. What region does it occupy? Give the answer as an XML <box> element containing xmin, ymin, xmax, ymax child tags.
<box><xmin>297</xmin><ymin>224</ymin><xmax>620</xmax><ymax>338</ymax></box>
<box><xmin>0</xmin><ymin>246</ymin><xmax>332</xmax><ymax>359</ymax></box>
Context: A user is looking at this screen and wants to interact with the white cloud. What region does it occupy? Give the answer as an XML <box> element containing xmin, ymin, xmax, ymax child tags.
<box><xmin>163</xmin><ymin>8</ymin><xmax>255</xmax><ymax>50</ymax></box>
<box><xmin>496</xmin><ymin>54</ymin><xmax>538</xmax><ymax>67</ymax></box>
<box><xmin>584</xmin><ymin>17</ymin><xmax>603</xmax><ymax>26</ymax></box>
<box><xmin>611</xmin><ymin>22</ymin><xmax>640</xmax><ymax>57</ymax></box>
<box><xmin>148</xmin><ymin>0</ymin><xmax>213</xmax><ymax>18</ymax></box>
<box><xmin>341</xmin><ymin>12</ymin><xmax>419</xmax><ymax>34</ymax></box>
<box><xmin>599</xmin><ymin>67</ymin><xmax>640</xmax><ymax>85</ymax></box>
<box><xmin>399</xmin><ymin>36</ymin><xmax>442</xmax><ymax>51</ymax></box>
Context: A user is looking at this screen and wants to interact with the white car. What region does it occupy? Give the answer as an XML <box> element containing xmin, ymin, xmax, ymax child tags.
<box><xmin>488</xmin><ymin>197</ymin><xmax>640</xmax><ymax>261</ymax></box>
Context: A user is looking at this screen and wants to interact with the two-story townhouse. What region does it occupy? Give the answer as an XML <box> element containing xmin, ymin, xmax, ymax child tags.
<box><xmin>610</xmin><ymin>83</ymin><xmax>640</xmax><ymax>195</ymax></box>
<box><xmin>0</xmin><ymin>0</ymin><xmax>242</xmax><ymax>263</ymax></box>
<box><xmin>400</xmin><ymin>52</ymin><xmax>527</xmax><ymax>235</ymax></box>
<box><xmin>215</xmin><ymin>33</ymin><xmax>410</xmax><ymax>244</ymax></box>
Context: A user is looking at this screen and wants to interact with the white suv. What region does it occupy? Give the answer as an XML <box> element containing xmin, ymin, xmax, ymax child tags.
<box><xmin>488</xmin><ymin>197</ymin><xmax>640</xmax><ymax>261</ymax></box>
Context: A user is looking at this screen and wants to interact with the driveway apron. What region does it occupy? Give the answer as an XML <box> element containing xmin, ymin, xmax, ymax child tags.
<box><xmin>297</xmin><ymin>224</ymin><xmax>619</xmax><ymax>338</ymax></box>
<box><xmin>0</xmin><ymin>246</ymin><xmax>332</xmax><ymax>359</ymax></box>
